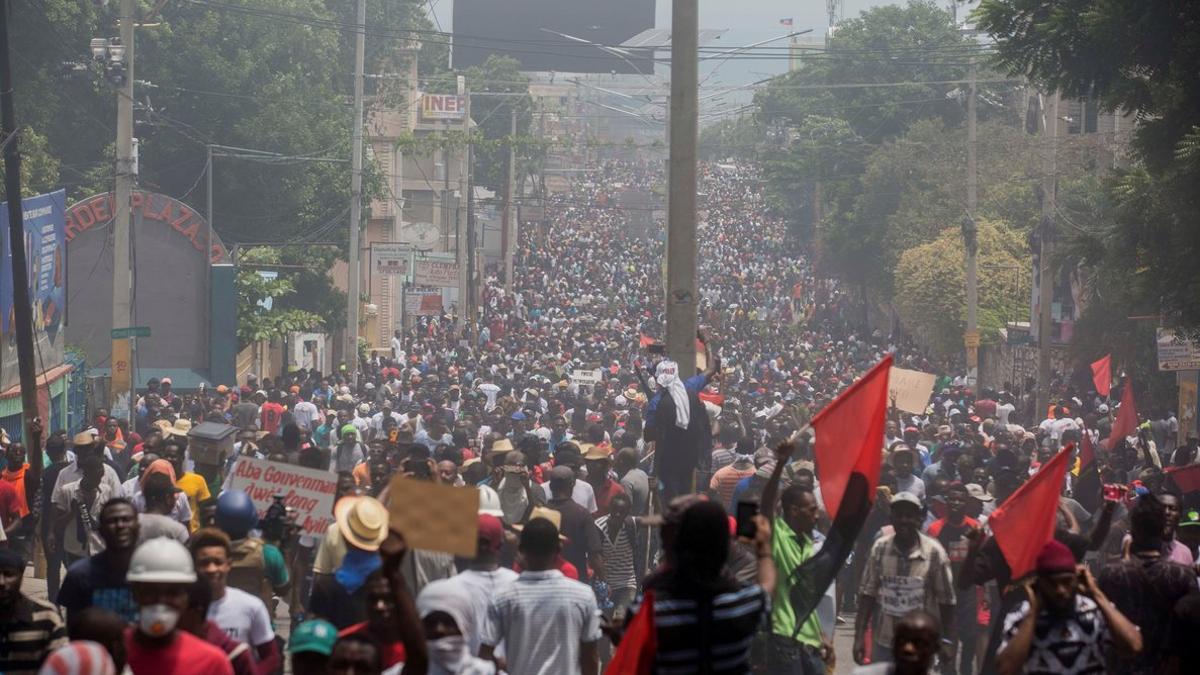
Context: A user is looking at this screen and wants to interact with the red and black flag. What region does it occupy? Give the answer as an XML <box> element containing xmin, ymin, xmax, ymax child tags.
<box><xmin>786</xmin><ymin>355</ymin><xmax>891</xmax><ymax>631</ymax></box>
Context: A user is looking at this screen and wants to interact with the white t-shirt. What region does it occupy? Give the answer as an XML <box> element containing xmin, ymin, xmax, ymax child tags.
<box><xmin>477</xmin><ymin>383</ymin><xmax>501</xmax><ymax>411</ymax></box>
<box><xmin>540</xmin><ymin>479</ymin><xmax>598</xmax><ymax>514</ymax></box>
<box><xmin>455</xmin><ymin>568</ymin><xmax>519</xmax><ymax>656</ymax></box>
<box><xmin>996</xmin><ymin>402</ymin><xmax>1016</xmax><ymax>426</ymax></box>
<box><xmin>208</xmin><ymin>586</ymin><xmax>275</xmax><ymax>647</ymax></box>
<box><xmin>293</xmin><ymin>401</ymin><xmax>321</xmax><ymax>431</ymax></box>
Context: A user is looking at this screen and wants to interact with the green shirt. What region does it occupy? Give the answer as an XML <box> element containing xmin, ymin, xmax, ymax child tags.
<box><xmin>263</xmin><ymin>542</ymin><xmax>289</xmax><ymax>588</ymax></box>
<box><xmin>770</xmin><ymin>516</ymin><xmax>824</xmax><ymax>647</ymax></box>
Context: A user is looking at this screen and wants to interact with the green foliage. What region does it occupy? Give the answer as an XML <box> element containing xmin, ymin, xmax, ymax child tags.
<box><xmin>0</xmin><ymin>129</ymin><xmax>61</xmax><ymax>201</ymax></box>
<box><xmin>893</xmin><ymin>219</ymin><xmax>1029</xmax><ymax>357</ymax></box>
<box><xmin>698</xmin><ymin>116</ymin><xmax>764</xmax><ymax>160</ymax></box>
<box><xmin>235</xmin><ymin>247</ymin><xmax>326</xmax><ymax>347</ymax></box>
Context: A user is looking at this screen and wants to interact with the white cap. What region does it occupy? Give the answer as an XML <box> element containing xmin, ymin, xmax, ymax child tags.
<box><xmin>891</xmin><ymin>491</ymin><xmax>924</xmax><ymax>509</ymax></box>
<box><xmin>126</xmin><ymin>538</ymin><xmax>196</xmax><ymax>584</ymax></box>
<box><xmin>477</xmin><ymin>485</ymin><xmax>505</xmax><ymax>519</ymax></box>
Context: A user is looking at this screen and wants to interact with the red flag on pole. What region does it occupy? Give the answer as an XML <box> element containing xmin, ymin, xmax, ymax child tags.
<box><xmin>989</xmin><ymin>445</ymin><xmax>1073</xmax><ymax>580</ymax></box>
<box><xmin>605</xmin><ymin>591</ymin><xmax>656</xmax><ymax>675</ymax></box>
<box><xmin>1078</xmin><ymin>429</ymin><xmax>1096</xmax><ymax>470</ymax></box>
<box><xmin>1103</xmin><ymin>379</ymin><xmax>1138</xmax><ymax>450</ymax></box>
<box><xmin>1090</xmin><ymin>355</ymin><xmax>1112</xmax><ymax>397</ymax></box>
<box><xmin>811</xmin><ymin>355</ymin><xmax>892</xmax><ymax>520</ymax></box>
<box><xmin>1165</xmin><ymin>464</ymin><xmax>1200</xmax><ymax>494</ymax></box>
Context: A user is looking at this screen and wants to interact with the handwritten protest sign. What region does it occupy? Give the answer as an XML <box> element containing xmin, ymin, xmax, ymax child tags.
<box><xmin>228</xmin><ymin>457</ymin><xmax>337</xmax><ymax>537</ymax></box>
<box><xmin>888</xmin><ymin>367</ymin><xmax>937</xmax><ymax>415</ymax></box>
<box><xmin>386</xmin><ymin>475</ymin><xmax>479</xmax><ymax>558</ymax></box>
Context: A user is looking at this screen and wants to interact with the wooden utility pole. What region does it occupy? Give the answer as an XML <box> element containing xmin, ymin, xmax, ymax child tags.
<box><xmin>345</xmin><ymin>0</ymin><xmax>366</xmax><ymax>373</ymax></box>
<box><xmin>964</xmin><ymin>61</ymin><xmax>980</xmax><ymax>387</ymax></box>
<box><xmin>1036</xmin><ymin>92</ymin><xmax>1059</xmax><ymax>416</ymax></box>
<box><xmin>0</xmin><ymin>0</ymin><xmax>44</xmax><ymax>478</ymax></box>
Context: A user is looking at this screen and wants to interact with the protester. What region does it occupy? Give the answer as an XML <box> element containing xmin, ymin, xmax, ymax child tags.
<box><xmin>853</xmin><ymin>610</ymin><xmax>941</xmax><ymax>675</ymax></box>
<box><xmin>289</xmin><ymin>619</ymin><xmax>339</xmax><ymax>675</ymax></box>
<box><xmin>996</xmin><ymin>540</ymin><xmax>1142</xmax><ymax>675</ymax></box>
<box><xmin>0</xmin><ymin>548</ymin><xmax>67</xmax><ymax>674</ymax></box>
<box><xmin>122</xmin><ymin>538</ymin><xmax>233</xmax><ymax>674</ymax></box>
<box><xmin>178</xmin><ymin>579</ymin><xmax>257</xmax><ymax>675</ymax></box>
<box><xmin>58</xmin><ymin>498</ymin><xmax>140</xmax><ymax>623</ymax></box>
<box><xmin>189</xmin><ymin>528</ymin><xmax>280</xmax><ymax>673</ymax></box>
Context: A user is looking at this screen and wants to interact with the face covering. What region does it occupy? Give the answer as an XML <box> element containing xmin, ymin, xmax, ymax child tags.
<box><xmin>427</xmin><ymin>636</ymin><xmax>468</xmax><ymax>672</ymax></box>
<box><xmin>138</xmin><ymin>604</ymin><xmax>179</xmax><ymax>638</ymax></box>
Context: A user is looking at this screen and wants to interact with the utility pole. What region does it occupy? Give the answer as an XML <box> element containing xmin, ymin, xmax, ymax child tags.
<box><xmin>964</xmin><ymin>61</ymin><xmax>979</xmax><ymax>388</ymax></box>
<box><xmin>111</xmin><ymin>0</ymin><xmax>136</xmax><ymax>421</ymax></box>
<box><xmin>503</xmin><ymin>107</ymin><xmax>517</xmax><ymax>293</ymax></box>
<box><xmin>457</xmin><ymin>88</ymin><xmax>470</xmax><ymax>322</ymax></box>
<box><xmin>345</xmin><ymin>0</ymin><xmax>365</xmax><ymax>373</ymax></box>
<box><xmin>665</xmin><ymin>0</ymin><xmax>699</xmax><ymax>373</ymax></box>
<box><xmin>1036</xmin><ymin>91</ymin><xmax>1059</xmax><ymax>416</ymax></box>
<box><xmin>0</xmin><ymin>0</ymin><xmax>43</xmax><ymax>453</ymax></box>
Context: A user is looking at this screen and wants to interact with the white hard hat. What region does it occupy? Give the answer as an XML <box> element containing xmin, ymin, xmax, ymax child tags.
<box><xmin>126</xmin><ymin>538</ymin><xmax>196</xmax><ymax>584</ymax></box>
<box><xmin>477</xmin><ymin>485</ymin><xmax>504</xmax><ymax>519</ymax></box>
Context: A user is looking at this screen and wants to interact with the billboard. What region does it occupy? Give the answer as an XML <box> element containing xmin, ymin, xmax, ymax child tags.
<box><xmin>0</xmin><ymin>190</ymin><xmax>68</xmax><ymax>392</ymax></box>
<box><xmin>1157</xmin><ymin>328</ymin><xmax>1200</xmax><ymax>371</ymax></box>
<box><xmin>452</xmin><ymin>0</ymin><xmax>656</xmax><ymax>74</ymax></box>
<box><xmin>405</xmin><ymin>288</ymin><xmax>443</xmax><ymax>316</ymax></box>
<box><xmin>420</xmin><ymin>94</ymin><xmax>468</xmax><ymax>122</ymax></box>
<box><xmin>369</xmin><ymin>243</ymin><xmax>411</xmax><ymax>276</ymax></box>
<box><xmin>413</xmin><ymin>259</ymin><xmax>460</xmax><ymax>287</ymax></box>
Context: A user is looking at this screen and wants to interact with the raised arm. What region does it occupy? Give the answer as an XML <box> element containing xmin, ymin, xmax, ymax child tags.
<box><xmin>760</xmin><ymin>442</ymin><xmax>794</xmax><ymax>521</ymax></box>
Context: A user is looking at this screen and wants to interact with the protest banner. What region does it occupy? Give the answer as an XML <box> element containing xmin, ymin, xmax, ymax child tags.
<box><xmin>227</xmin><ymin>457</ymin><xmax>337</xmax><ymax>536</ymax></box>
<box><xmin>386</xmin><ymin>475</ymin><xmax>480</xmax><ymax>557</ymax></box>
<box><xmin>888</xmin><ymin>367</ymin><xmax>937</xmax><ymax>414</ymax></box>
<box><xmin>570</xmin><ymin>368</ymin><xmax>604</xmax><ymax>385</ymax></box>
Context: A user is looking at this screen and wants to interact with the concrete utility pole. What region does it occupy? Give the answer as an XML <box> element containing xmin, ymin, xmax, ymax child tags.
<box><xmin>964</xmin><ymin>61</ymin><xmax>979</xmax><ymax>388</ymax></box>
<box><xmin>346</xmin><ymin>0</ymin><xmax>365</xmax><ymax>372</ymax></box>
<box><xmin>503</xmin><ymin>107</ymin><xmax>517</xmax><ymax>293</ymax></box>
<box><xmin>111</xmin><ymin>0</ymin><xmax>136</xmax><ymax>421</ymax></box>
<box><xmin>0</xmin><ymin>0</ymin><xmax>44</xmax><ymax>447</ymax></box>
<box><xmin>457</xmin><ymin>88</ymin><xmax>470</xmax><ymax>319</ymax></box>
<box><xmin>1036</xmin><ymin>91</ymin><xmax>1059</xmax><ymax>416</ymax></box>
<box><xmin>665</xmin><ymin>0</ymin><xmax>699</xmax><ymax>373</ymax></box>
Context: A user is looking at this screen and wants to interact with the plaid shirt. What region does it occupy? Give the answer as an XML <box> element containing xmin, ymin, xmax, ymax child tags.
<box><xmin>860</xmin><ymin>531</ymin><xmax>956</xmax><ymax>646</ymax></box>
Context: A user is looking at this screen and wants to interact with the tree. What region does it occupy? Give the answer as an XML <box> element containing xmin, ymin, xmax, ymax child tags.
<box><xmin>893</xmin><ymin>219</ymin><xmax>1029</xmax><ymax>357</ymax></box>
<box><xmin>0</xmin><ymin>129</ymin><xmax>61</xmax><ymax>201</ymax></box>
<box><xmin>977</xmin><ymin>0</ymin><xmax>1200</xmax><ymax>330</ymax></box>
<box><xmin>235</xmin><ymin>248</ymin><xmax>325</xmax><ymax>348</ymax></box>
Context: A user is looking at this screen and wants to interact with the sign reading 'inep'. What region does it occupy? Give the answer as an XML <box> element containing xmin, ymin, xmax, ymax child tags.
<box><xmin>227</xmin><ymin>456</ymin><xmax>337</xmax><ymax>536</ymax></box>
<box><xmin>420</xmin><ymin>94</ymin><xmax>467</xmax><ymax>121</ymax></box>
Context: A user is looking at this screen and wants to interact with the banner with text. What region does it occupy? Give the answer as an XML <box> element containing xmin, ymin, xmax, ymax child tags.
<box><xmin>228</xmin><ymin>456</ymin><xmax>337</xmax><ymax>536</ymax></box>
<box><xmin>413</xmin><ymin>259</ymin><xmax>460</xmax><ymax>287</ymax></box>
<box><xmin>370</xmin><ymin>243</ymin><xmax>411</xmax><ymax>277</ymax></box>
<box><xmin>888</xmin><ymin>367</ymin><xmax>937</xmax><ymax>415</ymax></box>
<box><xmin>1157</xmin><ymin>328</ymin><xmax>1200</xmax><ymax>371</ymax></box>
<box><xmin>405</xmin><ymin>287</ymin><xmax>443</xmax><ymax>316</ymax></box>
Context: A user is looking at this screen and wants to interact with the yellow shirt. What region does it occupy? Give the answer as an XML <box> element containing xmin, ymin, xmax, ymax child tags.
<box><xmin>176</xmin><ymin>472</ymin><xmax>211</xmax><ymax>531</ymax></box>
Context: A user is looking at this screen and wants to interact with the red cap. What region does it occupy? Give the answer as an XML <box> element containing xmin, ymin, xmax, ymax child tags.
<box><xmin>478</xmin><ymin>514</ymin><xmax>503</xmax><ymax>552</ymax></box>
<box><xmin>1036</xmin><ymin>539</ymin><xmax>1076</xmax><ymax>575</ymax></box>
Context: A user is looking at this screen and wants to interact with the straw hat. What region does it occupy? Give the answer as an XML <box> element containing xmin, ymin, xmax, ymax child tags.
<box><xmin>334</xmin><ymin>495</ymin><xmax>390</xmax><ymax>552</ymax></box>
<box><xmin>512</xmin><ymin>506</ymin><xmax>566</xmax><ymax>540</ymax></box>
<box><xmin>489</xmin><ymin>438</ymin><xmax>514</xmax><ymax>454</ymax></box>
<box><xmin>167</xmin><ymin>418</ymin><xmax>193</xmax><ymax>438</ymax></box>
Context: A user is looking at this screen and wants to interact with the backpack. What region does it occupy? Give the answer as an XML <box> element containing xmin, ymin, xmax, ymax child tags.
<box><xmin>227</xmin><ymin>537</ymin><xmax>274</xmax><ymax>609</ymax></box>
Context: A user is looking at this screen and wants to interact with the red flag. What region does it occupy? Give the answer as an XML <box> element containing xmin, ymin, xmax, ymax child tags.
<box><xmin>605</xmin><ymin>591</ymin><xmax>656</xmax><ymax>675</ymax></box>
<box><xmin>1090</xmin><ymin>355</ymin><xmax>1112</xmax><ymax>397</ymax></box>
<box><xmin>989</xmin><ymin>444</ymin><xmax>1072</xmax><ymax>580</ymax></box>
<box><xmin>1103</xmin><ymin>379</ymin><xmax>1138</xmax><ymax>450</ymax></box>
<box><xmin>1078</xmin><ymin>430</ymin><xmax>1096</xmax><ymax>470</ymax></box>
<box><xmin>1165</xmin><ymin>464</ymin><xmax>1200</xmax><ymax>494</ymax></box>
<box><xmin>811</xmin><ymin>355</ymin><xmax>892</xmax><ymax>520</ymax></box>
<box><xmin>638</xmin><ymin>334</ymin><xmax>655</xmax><ymax>348</ymax></box>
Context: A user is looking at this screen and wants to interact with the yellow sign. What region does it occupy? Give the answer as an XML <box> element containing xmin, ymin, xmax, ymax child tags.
<box><xmin>964</xmin><ymin>331</ymin><xmax>981</xmax><ymax>349</ymax></box>
<box><xmin>1178</xmin><ymin>372</ymin><xmax>1198</xmax><ymax>439</ymax></box>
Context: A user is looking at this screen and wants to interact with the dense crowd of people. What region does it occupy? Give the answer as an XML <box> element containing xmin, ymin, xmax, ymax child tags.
<box><xmin>0</xmin><ymin>161</ymin><xmax>1198</xmax><ymax>675</ymax></box>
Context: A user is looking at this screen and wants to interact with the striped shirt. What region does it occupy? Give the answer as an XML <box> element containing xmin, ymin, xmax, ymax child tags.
<box><xmin>0</xmin><ymin>595</ymin><xmax>68</xmax><ymax>674</ymax></box>
<box><xmin>595</xmin><ymin>515</ymin><xmax>637</xmax><ymax>591</ymax></box>
<box><xmin>629</xmin><ymin>583</ymin><xmax>769</xmax><ymax>675</ymax></box>
<box><xmin>482</xmin><ymin>569</ymin><xmax>601</xmax><ymax>675</ymax></box>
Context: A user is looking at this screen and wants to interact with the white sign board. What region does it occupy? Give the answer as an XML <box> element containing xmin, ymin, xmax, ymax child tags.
<box><xmin>569</xmin><ymin>368</ymin><xmax>603</xmax><ymax>385</ymax></box>
<box><xmin>369</xmin><ymin>243</ymin><xmax>411</xmax><ymax>276</ymax></box>
<box><xmin>1157</xmin><ymin>328</ymin><xmax>1200</xmax><ymax>371</ymax></box>
<box><xmin>888</xmin><ymin>367</ymin><xmax>937</xmax><ymax>415</ymax></box>
<box><xmin>227</xmin><ymin>457</ymin><xmax>337</xmax><ymax>537</ymax></box>
<box><xmin>413</xmin><ymin>259</ymin><xmax>460</xmax><ymax>287</ymax></box>
<box><xmin>405</xmin><ymin>288</ymin><xmax>443</xmax><ymax>316</ymax></box>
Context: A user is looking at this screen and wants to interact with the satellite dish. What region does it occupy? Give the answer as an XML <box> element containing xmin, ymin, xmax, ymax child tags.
<box><xmin>400</xmin><ymin>222</ymin><xmax>440</xmax><ymax>247</ymax></box>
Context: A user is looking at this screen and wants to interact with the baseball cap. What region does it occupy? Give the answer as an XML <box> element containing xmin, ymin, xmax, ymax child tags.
<box><xmin>478</xmin><ymin>514</ymin><xmax>504</xmax><ymax>552</ymax></box>
<box><xmin>964</xmin><ymin>483</ymin><xmax>994</xmax><ymax>502</ymax></box>
<box><xmin>891</xmin><ymin>491</ymin><xmax>923</xmax><ymax>509</ymax></box>
<box><xmin>1180</xmin><ymin>509</ymin><xmax>1200</xmax><ymax>529</ymax></box>
<box><xmin>289</xmin><ymin>619</ymin><xmax>338</xmax><ymax>656</ymax></box>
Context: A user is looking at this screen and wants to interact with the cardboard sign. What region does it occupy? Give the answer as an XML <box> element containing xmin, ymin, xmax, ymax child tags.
<box><xmin>569</xmin><ymin>368</ymin><xmax>603</xmax><ymax>385</ymax></box>
<box><xmin>888</xmin><ymin>367</ymin><xmax>937</xmax><ymax>414</ymax></box>
<box><xmin>227</xmin><ymin>457</ymin><xmax>337</xmax><ymax>536</ymax></box>
<box><xmin>386</xmin><ymin>475</ymin><xmax>479</xmax><ymax>558</ymax></box>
